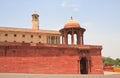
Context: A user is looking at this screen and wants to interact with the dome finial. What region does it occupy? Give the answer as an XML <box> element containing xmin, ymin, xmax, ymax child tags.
<box><xmin>64</xmin><ymin>17</ymin><xmax>80</xmax><ymax>28</ymax></box>
<box><xmin>33</xmin><ymin>11</ymin><xmax>37</xmax><ymax>14</ymax></box>
<box><xmin>71</xmin><ymin>16</ymin><xmax>73</xmax><ymax>20</ymax></box>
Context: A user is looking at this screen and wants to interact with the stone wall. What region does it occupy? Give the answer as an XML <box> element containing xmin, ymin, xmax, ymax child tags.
<box><xmin>0</xmin><ymin>42</ymin><xmax>103</xmax><ymax>74</ymax></box>
<box><xmin>0</xmin><ymin>29</ymin><xmax>60</xmax><ymax>44</ymax></box>
<box><xmin>89</xmin><ymin>48</ymin><xmax>103</xmax><ymax>74</ymax></box>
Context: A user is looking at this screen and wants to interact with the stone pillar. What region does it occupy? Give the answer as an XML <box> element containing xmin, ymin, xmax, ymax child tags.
<box><xmin>47</xmin><ymin>36</ymin><xmax>49</xmax><ymax>44</ymax></box>
<box><xmin>77</xmin><ymin>32</ymin><xmax>80</xmax><ymax>45</ymax></box>
<box><xmin>78</xmin><ymin>35</ymin><xmax>79</xmax><ymax>45</ymax></box>
<box><xmin>64</xmin><ymin>32</ymin><xmax>67</xmax><ymax>44</ymax></box>
<box><xmin>79</xmin><ymin>33</ymin><xmax>82</xmax><ymax>45</ymax></box>
<box><xmin>82</xmin><ymin>35</ymin><xmax>84</xmax><ymax>45</ymax></box>
<box><xmin>66</xmin><ymin>34</ymin><xmax>68</xmax><ymax>44</ymax></box>
<box><xmin>50</xmin><ymin>36</ymin><xmax>51</xmax><ymax>44</ymax></box>
<box><xmin>54</xmin><ymin>36</ymin><xmax>56</xmax><ymax>44</ymax></box>
<box><xmin>62</xmin><ymin>31</ymin><xmax>66</xmax><ymax>44</ymax></box>
<box><xmin>62</xmin><ymin>36</ymin><xmax>64</xmax><ymax>44</ymax></box>
<box><xmin>71</xmin><ymin>31</ymin><xmax>74</xmax><ymax>45</ymax></box>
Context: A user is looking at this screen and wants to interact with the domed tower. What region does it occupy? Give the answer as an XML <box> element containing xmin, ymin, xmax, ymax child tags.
<box><xmin>32</xmin><ymin>11</ymin><xmax>39</xmax><ymax>30</ymax></box>
<box><xmin>59</xmin><ymin>17</ymin><xmax>86</xmax><ymax>45</ymax></box>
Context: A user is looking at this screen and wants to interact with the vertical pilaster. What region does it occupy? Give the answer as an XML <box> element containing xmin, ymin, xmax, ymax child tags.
<box><xmin>71</xmin><ymin>30</ymin><xmax>74</xmax><ymax>45</ymax></box>
<box><xmin>77</xmin><ymin>31</ymin><xmax>80</xmax><ymax>45</ymax></box>
<box><xmin>64</xmin><ymin>32</ymin><xmax>67</xmax><ymax>44</ymax></box>
<box><xmin>82</xmin><ymin>35</ymin><xmax>84</xmax><ymax>45</ymax></box>
<box><xmin>62</xmin><ymin>35</ymin><xmax>64</xmax><ymax>44</ymax></box>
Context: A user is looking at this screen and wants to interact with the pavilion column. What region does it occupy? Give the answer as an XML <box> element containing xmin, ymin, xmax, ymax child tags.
<box><xmin>62</xmin><ymin>33</ymin><xmax>64</xmax><ymax>44</ymax></box>
<box><xmin>62</xmin><ymin>31</ymin><xmax>65</xmax><ymax>44</ymax></box>
<box><xmin>66</xmin><ymin>34</ymin><xmax>68</xmax><ymax>44</ymax></box>
<box><xmin>82</xmin><ymin>35</ymin><xmax>84</xmax><ymax>45</ymax></box>
<box><xmin>64</xmin><ymin>34</ymin><xmax>66</xmax><ymax>44</ymax></box>
<box><xmin>49</xmin><ymin>36</ymin><xmax>50</xmax><ymax>44</ymax></box>
<box><xmin>63</xmin><ymin>32</ymin><xmax>67</xmax><ymax>44</ymax></box>
<box><xmin>79</xmin><ymin>34</ymin><xmax>82</xmax><ymax>45</ymax></box>
<box><xmin>76</xmin><ymin>34</ymin><xmax>78</xmax><ymax>44</ymax></box>
<box><xmin>65</xmin><ymin>32</ymin><xmax>68</xmax><ymax>44</ymax></box>
<box><xmin>48</xmin><ymin>36</ymin><xmax>50</xmax><ymax>44</ymax></box>
<box><xmin>63</xmin><ymin>34</ymin><xmax>65</xmax><ymax>44</ymax></box>
<box><xmin>77</xmin><ymin>31</ymin><xmax>80</xmax><ymax>45</ymax></box>
<box><xmin>71</xmin><ymin>30</ymin><xmax>74</xmax><ymax>45</ymax></box>
<box><xmin>62</xmin><ymin>36</ymin><xmax>63</xmax><ymax>44</ymax></box>
<box><xmin>55</xmin><ymin>36</ymin><xmax>57</xmax><ymax>44</ymax></box>
<box><xmin>77</xmin><ymin>34</ymin><xmax>80</xmax><ymax>45</ymax></box>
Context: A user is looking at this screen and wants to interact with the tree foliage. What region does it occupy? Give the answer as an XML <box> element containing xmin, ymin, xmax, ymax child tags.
<box><xmin>102</xmin><ymin>56</ymin><xmax>120</xmax><ymax>66</ymax></box>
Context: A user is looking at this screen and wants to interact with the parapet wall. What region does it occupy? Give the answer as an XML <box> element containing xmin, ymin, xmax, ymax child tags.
<box><xmin>0</xmin><ymin>42</ymin><xmax>103</xmax><ymax>74</ymax></box>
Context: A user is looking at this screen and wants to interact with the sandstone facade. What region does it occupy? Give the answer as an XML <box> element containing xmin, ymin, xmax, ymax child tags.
<box><xmin>0</xmin><ymin>42</ymin><xmax>103</xmax><ymax>74</ymax></box>
<box><xmin>0</xmin><ymin>12</ymin><xmax>103</xmax><ymax>74</ymax></box>
<box><xmin>0</xmin><ymin>12</ymin><xmax>60</xmax><ymax>44</ymax></box>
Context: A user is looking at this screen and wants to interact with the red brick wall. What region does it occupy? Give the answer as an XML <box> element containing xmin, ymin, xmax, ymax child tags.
<box><xmin>0</xmin><ymin>56</ymin><xmax>79</xmax><ymax>74</ymax></box>
<box><xmin>0</xmin><ymin>44</ymin><xmax>79</xmax><ymax>74</ymax></box>
<box><xmin>103</xmin><ymin>64</ymin><xmax>114</xmax><ymax>72</ymax></box>
<box><xmin>89</xmin><ymin>49</ymin><xmax>104</xmax><ymax>74</ymax></box>
<box><xmin>0</xmin><ymin>43</ymin><xmax>103</xmax><ymax>74</ymax></box>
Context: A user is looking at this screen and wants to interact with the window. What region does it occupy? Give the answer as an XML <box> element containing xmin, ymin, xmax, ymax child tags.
<box><xmin>47</xmin><ymin>36</ymin><xmax>49</xmax><ymax>44</ymax></box>
<box><xmin>5</xmin><ymin>34</ymin><xmax>8</xmax><ymax>36</ymax></box>
<box><xmin>31</xmin><ymin>41</ymin><xmax>33</xmax><ymax>43</ymax></box>
<box><xmin>56</xmin><ymin>36</ymin><xmax>57</xmax><ymax>44</ymax></box>
<box><xmin>47</xmin><ymin>36</ymin><xmax>50</xmax><ymax>44</ymax></box>
<box><xmin>14</xmin><ymin>34</ymin><xmax>17</xmax><ymax>37</ymax></box>
<box><xmin>5</xmin><ymin>40</ymin><xmax>7</xmax><ymax>42</ymax></box>
<box><xmin>22</xmin><ymin>41</ymin><xmax>25</xmax><ymax>43</ymax></box>
<box><xmin>14</xmin><ymin>41</ymin><xmax>16</xmax><ymax>42</ymax></box>
<box><xmin>51</xmin><ymin>36</ymin><xmax>55</xmax><ymax>44</ymax></box>
<box><xmin>39</xmin><ymin>35</ymin><xmax>41</xmax><ymax>38</ymax></box>
<box><xmin>22</xmin><ymin>34</ymin><xmax>25</xmax><ymax>37</ymax></box>
<box><xmin>31</xmin><ymin>35</ymin><xmax>33</xmax><ymax>38</ymax></box>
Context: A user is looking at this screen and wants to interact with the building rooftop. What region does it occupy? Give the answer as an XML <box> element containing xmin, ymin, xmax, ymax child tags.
<box><xmin>0</xmin><ymin>27</ymin><xmax>61</xmax><ymax>35</ymax></box>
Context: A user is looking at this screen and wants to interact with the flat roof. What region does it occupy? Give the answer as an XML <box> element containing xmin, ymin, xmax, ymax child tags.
<box><xmin>0</xmin><ymin>27</ymin><xmax>61</xmax><ymax>35</ymax></box>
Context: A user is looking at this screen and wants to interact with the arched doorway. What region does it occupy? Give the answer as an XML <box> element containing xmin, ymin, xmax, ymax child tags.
<box><xmin>80</xmin><ymin>57</ymin><xmax>88</xmax><ymax>74</ymax></box>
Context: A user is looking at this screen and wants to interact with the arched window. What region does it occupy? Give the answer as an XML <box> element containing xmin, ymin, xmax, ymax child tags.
<box><xmin>74</xmin><ymin>34</ymin><xmax>77</xmax><ymax>45</ymax></box>
<box><xmin>60</xmin><ymin>36</ymin><xmax>62</xmax><ymax>44</ymax></box>
<box><xmin>5</xmin><ymin>33</ymin><xmax>8</xmax><ymax>36</ymax></box>
<box><xmin>14</xmin><ymin>34</ymin><xmax>17</xmax><ymax>37</ymax></box>
<box><xmin>22</xmin><ymin>34</ymin><xmax>25</xmax><ymax>37</ymax></box>
<box><xmin>68</xmin><ymin>34</ymin><xmax>72</xmax><ymax>45</ymax></box>
<box><xmin>31</xmin><ymin>35</ymin><xmax>33</xmax><ymax>38</ymax></box>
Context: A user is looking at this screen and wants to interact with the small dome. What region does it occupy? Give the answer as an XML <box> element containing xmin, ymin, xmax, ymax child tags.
<box><xmin>64</xmin><ymin>17</ymin><xmax>80</xmax><ymax>28</ymax></box>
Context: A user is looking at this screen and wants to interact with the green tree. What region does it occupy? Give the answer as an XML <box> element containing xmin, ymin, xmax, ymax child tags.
<box><xmin>102</xmin><ymin>56</ymin><xmax>115</xmax><ymax>66</ymax></box>
<box><xmin>114</xmin><ymin>58</ymin><xmax>120</xmax><ymax>66</ymax></box>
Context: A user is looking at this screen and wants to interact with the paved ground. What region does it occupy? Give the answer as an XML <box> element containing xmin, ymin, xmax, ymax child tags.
<box><xmin>0</xmin><ymin>73</ymin><xmax>120</xmax><ymax>78</ymax></box>
<box><xmin>104</xmin><ymin>71</ymin><xmax>120</xmax><ymax>75</ymax></box>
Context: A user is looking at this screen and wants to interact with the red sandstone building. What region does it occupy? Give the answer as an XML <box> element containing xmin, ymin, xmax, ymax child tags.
<box><xmin>0</xmin><ymin>13</ymin><xmax>103</xmax><ymax>74</ymax></box>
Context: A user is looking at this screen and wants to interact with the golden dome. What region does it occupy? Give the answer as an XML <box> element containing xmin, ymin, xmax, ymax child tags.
<box><xmin>64</xmin><ymin>17</ymin><xmax>80</xmax><ymax>28</ymax></box>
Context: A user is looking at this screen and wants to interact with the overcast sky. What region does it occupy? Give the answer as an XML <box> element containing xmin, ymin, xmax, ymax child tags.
<box><xmin>0</xmin><ymin>0</ymin><xmax>120</xmax><ymax>58</ymax></box>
